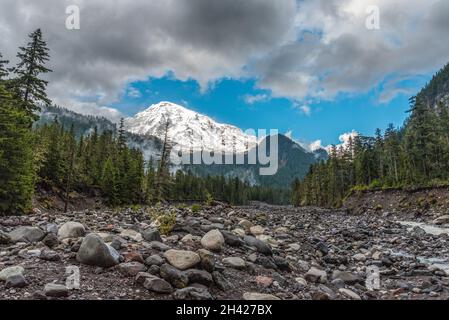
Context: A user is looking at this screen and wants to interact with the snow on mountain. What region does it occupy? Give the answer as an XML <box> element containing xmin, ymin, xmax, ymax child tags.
<box><xmin>125</xmin><ymin>101</ymin><xmax>258</xmax><ymax>153</ymax></box>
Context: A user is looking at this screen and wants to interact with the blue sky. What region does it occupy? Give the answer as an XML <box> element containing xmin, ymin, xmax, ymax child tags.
<box><xmin>111</xmin><ymin>74</ymin><xmax>431</xmax><ymax>147</ymax></box>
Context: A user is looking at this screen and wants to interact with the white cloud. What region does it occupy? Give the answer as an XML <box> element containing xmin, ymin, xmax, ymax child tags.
<box><xmin>298</xmin><ymin>104</ymin><xmax>311</xmax><ymax>116</ymax></box>
<box><xmin>244</xmin><ymin>93</ymin><xmax>270</xmax><ymax>105</ymax></box>
<box><xmin>0</xmin><ymin>0</ymin><xmax>447</xmax><ymax>116</ymax></box>
<box><xmin>127</xmin><ymin>86</ymin><xmax>142</xmax><ymax>99</ymax></box>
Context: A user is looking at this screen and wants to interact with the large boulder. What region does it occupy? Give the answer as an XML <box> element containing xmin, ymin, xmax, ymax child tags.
<box><xmin>9</xmin><ymin>226</ymin><xmax>45</xmax><ymax>243</ymax></box>
<box><xmin>164</xmin><ymin>249</ymin><xmax>200</xmax><ymax>270</ymax></box>
<box><xmin>76</xmin><ymin>233</ymin><xmax>120</xmax><ymax>267</ymax></box>
<box><xmin>58</xmin><ymin>222</ymin><xmax>85</xmax><ymax>239</ymax></box>
<box><xmin>159</xmin><ymin>263</ymin><xmax>189</xmax><ymax>289</ymax></box>
<box><xmin>201</xmin><ymin>229</ymin><xmax>225</xmax><ymax>251</ymax></box>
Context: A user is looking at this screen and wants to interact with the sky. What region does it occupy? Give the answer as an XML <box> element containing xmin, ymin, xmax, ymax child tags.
<box><xmin>0</xmin><ymin>0</ymin><xmax>448</xmax><ymax>148</ymax></box>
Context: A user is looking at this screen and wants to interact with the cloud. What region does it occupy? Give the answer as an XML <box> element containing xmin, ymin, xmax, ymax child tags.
<box><xmin>127</xmin><ymin>86</ymin><xmax>142</xmax><ymax>99</ymax></box>
<box><xmin>0</xmin><ymin>0</ymin><xmax>296</xmax><ymax>119</ymax></box>
<box><xmin>244</xmin><ymin>94</ymin><xmax>270</xmax><ymax>105</ymax></box>
<box><xmin>298</xmin><ymin>104</ymin><xmax>311</xmax><ymax>116</ymax></box>
<box><xmin>0</xmin><ymin>0</ymin><xmax>448</xmax><ymax>119</ymax></box>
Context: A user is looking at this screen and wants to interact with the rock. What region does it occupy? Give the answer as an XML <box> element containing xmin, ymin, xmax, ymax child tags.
<box><xmin>288</xmin><ymin>243</ymin><xmax>301</xmax><ymax>251</ymax></box>
<box><xmin>243</xmin><ymin>292</ymin><xmax>281</xmax><ymax>300</ymax></box>
<box><xmin>212</xmin><ymin>271</ymin><xmax>232</xmax><ymax>291</ymax></box>
<box><xmin>332</xmin><ymin>271</ymin><xmax>361</xmax><ymax>285</ymax></box>
<box><xmin>159</xmin><ymin>263</ymin><xmax>189</xmax><ymax>289</ymax></box>
<box><xmin>42</xmin><ymin>233</ymin><xmax>59</xmax><ymax>248</ymax></box>
<box><xmin>244</xmin><ymin>236</ymin><xmax>272</xmax><ymax>255</ymax></box>
<box><xmin>120</xmin><ymin>229</ymin><xmax>143</xmax><ymax>242</ymax></box>
<box><xmin>184</xmin><ymin>269</ymin><xmax>213</xmax><ymax>286</ymax></box>
<box><xmin>273</xmin><ymin>256</ymin><xmax>290</xmax><ymax>271</ymax></box>
<box><xmin>5</xmin><ymin>274</ymin><xmax>28</xmax><ymax>288</ymax></box>
<box><xmin>316</xmin><ymin>242</ymin><xmax>329</xmax><ymax>255</ymax></box>
<box><xmin>339</xmin><ymin>288</ymin><xmax>361</xmax><ymax>300</ymax></box>
<box><xmin>0</xmin><ymin>231</ymin><xmax>11</xmax><ymax>244</ymax></box>
<box><xmin>200</xmin><ymin>229</ymin><xmax>225</xmax><ymax>251</ymax></box>
<box><xmin>305</xmin><ymin>267</ymin><xmax>327</xmax><ymax>283</ymax></box>
<box><xmin>353</xmin><ymin>253</ymin><xmax>367</xmax><ymax>262</ymax></box>
<box><xmin>76</xmin><ymin>233</ymin><xmax>120</xmax><ymax>267</ymax></box>
<box><xmin>221</xmin><ymin>230</ymin><xmax>243</xmax><ymax>247</ymax></box>
<box><xmin>142</xmin><ymin>228</ymin><xmax>162</xmax><ymax>242</ymax></box>
<box><xmin>9</xmin><ymin>226</ymin><xmax>45</xmax><ymax>243</ymax></box>
<box><xmin>145</xmin><ymin>254</ymin><xmax>164</xmax><ymax>267</ymax></box>
<box><xmin>164</xmin><ymin>249</ymin><xmax>200</xmax><ymax>270</ymax></box>
<box><xmin>434</xmin><ymin>215</ymin><xmax>449</xmax><ymax>225</ymax></box>
<box><xmin>249</xmin><ymin>225</ymin><xmax>265</xmax><ymax>236</ymax></box>
<box><xmin>143</xmin><ymin>275</ymin><xmax>174</xmax><ymax>293</ymax></box>
<box><xmin>44</xmin><ymin>283</ymin><xmax>69</xmax><ymax>298</ymax></box>
<box><xmin>110</xmin><ymin>238</ymin><xmax>124</xmax><ymax>250</ymax></box>
<box><xmin>238</xmin><ymin>219</ymin><xmax>253</xmax><ymax>231</ymax></box>
<box><xmin>0</xmin><ymin>266</ymin><xmax>25</xmax><ymax>281</ymax></box>
<box><xmin>117</xmin><ymin>262</ymin><xmax>147</xmax><ymax>277</ymax></box>
<box><xmin>232</xmin><ymin>228</ymin><xmax>246</xmax><ymax>237</ymax></box>
<box><xmin>198</xmin><ymin>249</ymin><xmax>215</xmax><ymax>272</ymax></box>
<box><xmin>149</xmin><ymin>241</ymin><xmax>171</xmax><ymax>251</ymax></box>
<box><xmin>135</xmin><ymin>272</ymin><xmax>154</xmax><ymax>285</ymax></box>
<box><xmin>181</xmin><ymin>234</ymin><xmax>201</xmax><ymax>245</ymax></box>
<box><xmin>173</xmin><ymin>287</ymin><xmax>213</xmax><ymax>300</ymax></box>
<box><xmin>222</xmin><ymin>257</ymin><xmax>246</xmax><ymax>270</ymax></box>
<box><xmin>295</xmin><ymin>277</ymin><xmax>308</xmax><ymax>287</ymax></box>
<box><xmin>255</xmin><ymin>276</ymin><xmax>273</xmax><ymax>287</ymax></box>
<box><xmin>46</xmin><ymin>223</ymin><xmax>58</xmax><ymax>235</ymax></box>
<box><xmin>40</xmin><ymin>249</ymin><xmax>61</xmax><ymax>261</ymax></box>
<box><xmin>123</xmin><ymin>251</ymin><xmax>144</xmax><ymax>263</ymax></box>
<box><xmin>57</xmin><ymin>221</ymin><xmax>85</xmax><ymax>239</ymax></box>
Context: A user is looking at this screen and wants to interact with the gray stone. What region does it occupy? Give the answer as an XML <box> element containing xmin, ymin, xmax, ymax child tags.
<box><xmin>117</xmin><ymin>262</ymin><xmax>147</xmax><ymax>277</ymax></box>
<box><xmin>160</xmin><ymin>263</ymin><xmax>189</xmax><ymax>289</ymax></box>
<box><xmin>305</xmin><ymin>267</ymin><xmax>327</xmax><ymax>283</ymax></box>
<box><xmin>0</xmin><ymin>266</ymin><xmax>25</xmax><ymax>281</ymax></box>
<box><xmin>44</xmin><ymin>283</ymin><xmax>69</xmax><ymax>298</ymax></box>
<box><xmin>198</xmin><ymin>249</ymin><xmax>215</xmax><ymax>272</ymax></box>
<box><xmin>42</xmin><ymin>233</ymin><xmax>59</xmax><ymax>248</ymax></box>
<box><xmin>220</xmin><ymin>230</ymin><xmax>244</xmax><ymax>247</ymax></box>
<box><xmin>0</xmin><ymin>230</ymin><xmax>11</xmax><ymax>244</ymax></box>
<box><xmin>164</xmin><ymin>249</ymin><xmax>200</xmax><ymax>270</ymax></box>
<box><xmin>76</xmin><ymin>233</ymin><xmax>120</xmax><ymax>267</ymax></box>
<box><xmin>145</xmin><ymin>254</ymin><xmax>164</xmax><ymax>267</ymax></box>
<box><xmin>331</xmin><ymin>271</ymin><xmax>361</xmax><ymax>285</ymax></box>
<box><xmin>244</xmin><ymin>236</ymin><xmax>272</xmax><ymax>255</ymax></box>
<box><xmin>434</xmin><ymin>215</ymin><xmax>449</xmax><ymax>225</ymax></box>
<box><xmin>5</xmin><ymin>274</ymin><xmax>28</xmax><ymax>288</ymax></box>
<box><xmin>58</xmin><ymin>221</ymin><xmax>85</xmax><ymax>239</ymax></box>
<box><xmin>143</xmin><ymin>275</ymin><xmax>174</xmax><ymax>293</ymax></box>
<box><xmin>212</xmin><ymin>271</ymin><xmax>232</xmax><ymax>291</ymax></box>
<box><xmin>184</xmin><ymin>269</ymin><xmax>213</xmax><ymax>286</ymax></box>
<box><xmin>142</xmin><ymin>228</ymin><xmax>162</xmax><ymax>242</ymax></box>
<box><xmin>9</xmin><ymin>226</ymin><xmax>45</xmax><ymax>243</ymax></box>
<box><xmin>40</xmin><ymin>249</ymin><xmax>61</xmax><ymax>261</ymax></box>
<box><xmin>339</xmin><ymin>288</ymin><xmax>361</xmax><ymax>300</ymax></box>
<box><xmin>150</xmin><ymin>241</ymin><xmax>171</xmax><ymax>251</ymax></box>
<box><xmin>222</xmin><ymin>257</ymin><xmax>246</xmax><ymax>270</ymax></box>
<box><xmin>201</xmin><ymin>229</ymin><xmax>225</xmax><ymax>251</ymax></box>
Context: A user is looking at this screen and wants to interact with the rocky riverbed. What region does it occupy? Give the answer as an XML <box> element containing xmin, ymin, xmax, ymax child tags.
<box><xmin>1</xmin><ymin>203</ymin><xmax>449</xmax><ymax>300</ymax></box>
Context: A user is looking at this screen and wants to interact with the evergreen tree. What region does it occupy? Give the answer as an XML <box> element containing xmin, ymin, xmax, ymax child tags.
<box><xmin>14</xmin><ymin>29</ymin><xmax>52</xmax><ymax>117</ymax></box>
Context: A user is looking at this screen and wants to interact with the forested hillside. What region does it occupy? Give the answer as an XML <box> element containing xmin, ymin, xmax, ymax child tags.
<box><xmin>293</xmin><ymin>63</ymin><xmax>449</xmax><ymax>207</ymax></box>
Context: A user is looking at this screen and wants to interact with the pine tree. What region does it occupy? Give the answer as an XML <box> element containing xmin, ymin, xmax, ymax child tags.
<box><xmin>0</xmin><ymin>53</ymin><xmax>9</xmax><ymax>80</ymax></box>
<box><xmin>0</xmin><ymin>83</ymin><xmax>35</xmax><ymax>215</ymax></box>
<box><xmin>14</xmin><ymin>29</ymin><xmax>52</xmax><ymax>117</ymax></box>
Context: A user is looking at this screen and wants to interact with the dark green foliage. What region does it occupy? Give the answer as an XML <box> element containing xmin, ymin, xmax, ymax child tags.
<box><xmin>0</xmin><ymin>84</ymin><xmax>35</xmax><ymax>215</ymax></box>
<box><xmin>13</xmin><ymin>29</ymin><xmax>52</xmax><ymax>116</ymax></box>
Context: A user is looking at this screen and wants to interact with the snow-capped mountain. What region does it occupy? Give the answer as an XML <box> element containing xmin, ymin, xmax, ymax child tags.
<box><xmin>125</xmin><ymin>102</ymin><xmax>257</xmax><ymax>153</ymax></box>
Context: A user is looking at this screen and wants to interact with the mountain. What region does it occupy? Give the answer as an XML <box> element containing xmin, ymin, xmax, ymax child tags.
<box><xmin>37</xmin><ymin>103</ymin><xmax>327</xmax><ymax>188</ymax></box>
<box><xmin>416</xmin><ymin>62</ymin><xmax>449</xmax><ymax>108</ymax></box>
<box><xmin>125</xmin><ymin>101</ymin><xmax>257</xmax><ymax>153</ymax></box>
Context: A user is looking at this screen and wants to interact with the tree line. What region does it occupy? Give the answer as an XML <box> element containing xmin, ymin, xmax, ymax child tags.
<box><xmin>293</xmin><ymin>66</ymin><xmax>449</xmax><ymax>208</ymax></box>
<box><xmin>1</xmin><ymin>29</ymin><xmax>289</xmax><ymax>215</ymax></box>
